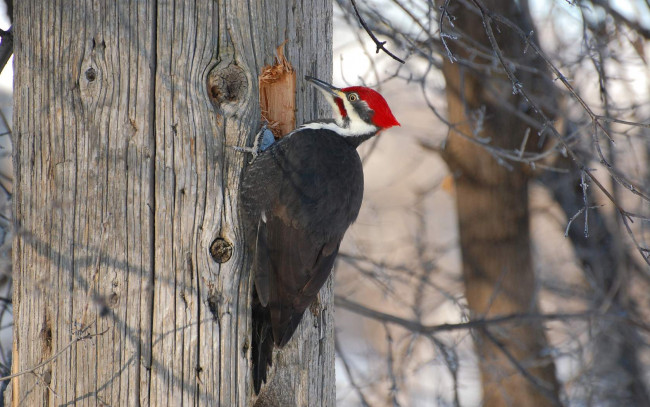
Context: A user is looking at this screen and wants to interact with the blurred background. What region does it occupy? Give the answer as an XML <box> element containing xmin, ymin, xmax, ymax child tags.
<box><xmin>329</xmin><ymin>1</ymin><xmax>650</xmax><ymax>406</ymax></box>
<box><xmin>1</xmin><ymin>1</ymin><xmax>650</xmax><ymax>406</ymax></box>
<box><xmin>0</xmin><ymin>0</ymin><xmax>12</xmax><ymax>402</ymax></box>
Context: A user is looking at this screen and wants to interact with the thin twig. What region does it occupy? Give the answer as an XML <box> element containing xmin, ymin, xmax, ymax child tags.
<box><xmin>0</xmin><ymin>326</ymin><xmax>108</xmax><ymax>382</ymax></box>
<box><xmin>580</xmin><ymin>170</ymin><xmax>592</xmax><ymax>237</ymax></box>
<box><xmin>439</xmin><ymin>0</ymin><xmax>458</xmax><ymax>63</ymax></box>
<box><xmin>349</xmin><ymin>0</ymin><xmax>405</xmax><ymax>64</ymax></box>
<box><xmin>335</xmin><ymin>334</ymin><xmax>372</xmax><ymax>407</ymax></box>
<box><xmin>590</xmin><ymin>0</ymin><xmax>650</xmax><ymax>39</ymax></box>
<box><xmin>383</xmin><ymin>324</ymin><xmax>401</xmax><ymax>407</ymax></box>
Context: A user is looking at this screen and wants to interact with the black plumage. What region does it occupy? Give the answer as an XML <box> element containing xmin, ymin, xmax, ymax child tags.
<box><xmin>241</xmin><ymin>128</ymin><xmax>366</xmax><ymax>393</ymax></box>
<box><xmin>241</xmin><ymin>76</ymin><xmax>399</xmax><ymax>394</ymax></box>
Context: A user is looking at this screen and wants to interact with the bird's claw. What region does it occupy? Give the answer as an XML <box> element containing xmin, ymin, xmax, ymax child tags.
<box><xmin>232</xmin><ymin>124</ymin><xmax>276</xmax><ymax>162</ymax></box>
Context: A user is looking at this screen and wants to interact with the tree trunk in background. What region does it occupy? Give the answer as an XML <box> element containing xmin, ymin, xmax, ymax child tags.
<box><xmin>440</xmin><ymin>1</ymin><xmax>561</xmax><ymax>406</ymax></box>
<box><xmin>10</xmin><ymin>1</ymin><xmax>333</xmax><ymax>405</ymax></box>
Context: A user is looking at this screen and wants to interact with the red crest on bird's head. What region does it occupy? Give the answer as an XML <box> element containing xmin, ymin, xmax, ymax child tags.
<box><xmin>341</xmin><ymin>86</ymin><xmax>400</xmax><ymax>129</ymax></box>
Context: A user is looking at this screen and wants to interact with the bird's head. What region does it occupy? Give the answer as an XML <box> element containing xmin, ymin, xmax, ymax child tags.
<box><xmin>306</xmin><ymin>76</ymin><xmax>400</xmax><ymax>137</ymax></box>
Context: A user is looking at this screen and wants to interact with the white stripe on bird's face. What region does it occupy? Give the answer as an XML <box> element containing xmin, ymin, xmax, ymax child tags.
<box><xmin>339</xmin><ymin>97</ymin><xmax>377</xmax><ymax>136</ymax></box>
<box><xmin>312</xmin><ymin>85</ymin><xmax>378</xmax><ymax>136</ymax></box>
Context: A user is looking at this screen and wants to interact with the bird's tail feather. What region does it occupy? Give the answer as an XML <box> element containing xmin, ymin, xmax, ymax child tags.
<box><xmin>252</xmin><ymin>290</ymin><xmax>274</xmax><ymax>394</ymax></box>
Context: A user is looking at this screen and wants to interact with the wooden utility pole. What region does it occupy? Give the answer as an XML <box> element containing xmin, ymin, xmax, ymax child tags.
<box><xmin>10</xmin><ymin>1</ymin><xmax>333</xmax><ymax>405</ymax></box>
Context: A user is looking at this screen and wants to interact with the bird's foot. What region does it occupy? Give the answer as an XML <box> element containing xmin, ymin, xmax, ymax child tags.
<box><xmin>232</xmin><ymin>124</ymin><xmax>276</xmax><ymax>162</ymax></box>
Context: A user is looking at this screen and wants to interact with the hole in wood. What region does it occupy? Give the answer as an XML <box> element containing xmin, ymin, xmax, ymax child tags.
<box><xmin>210</xmin><ymin>237</ymin><xmax>233</xmax><ymax>263</ymax></box>
<box><xmin>85</xmin><ymin>67</ymin><xmax>97</xmax><ymax>82</ymax></box>
<box><xmin>207</xmin><ymin>64</ymin><xmax>248</xmax><ymax>109</ymax></box>
<box><xmin>207</xmin><ymin>289</ymin><xmax>220</xmax><ymax>322</ymax></box>
<box><xmin>40</xmin><ymin>317</ymin><xmax>52</xmax><ymax>353</ymax></box>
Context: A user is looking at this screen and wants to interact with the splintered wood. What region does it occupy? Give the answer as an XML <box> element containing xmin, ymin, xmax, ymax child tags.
<box><xmin>259</xmin><ymin>43</ymin><xmax>296</xmax><ymax>138</ymax></box>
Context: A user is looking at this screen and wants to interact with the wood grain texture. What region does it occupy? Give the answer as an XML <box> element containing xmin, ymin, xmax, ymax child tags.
<box><xmin>11</xmin><ymin>1</ymin><xmax>333</xmax><ymax>405</ymax></box>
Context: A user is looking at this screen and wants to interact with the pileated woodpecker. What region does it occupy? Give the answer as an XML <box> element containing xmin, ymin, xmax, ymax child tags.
<box><xmin>240</xmin><ymin>76</ymin><xmax>399</xmax><ymax>393</ymax></box>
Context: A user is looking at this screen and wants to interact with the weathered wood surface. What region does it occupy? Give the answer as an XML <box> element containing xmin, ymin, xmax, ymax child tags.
<box><xmin>11</xmin><ymin>1</ymin><xmax>333</xmax><ymax>405</ymax></box>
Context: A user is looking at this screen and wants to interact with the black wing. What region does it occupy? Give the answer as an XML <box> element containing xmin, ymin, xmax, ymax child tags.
<box><xmin>241</xmin><ymin>130</ymin><xmax>362</xmax><ymax>336</ymax></box>
<box><xmin>242</xmin><ymin>128</ymin><xmax>364</xmax><ymax>393</ymax></box>
<box><xmin>257</xmin><ymin>213</ymin><xmax>341</xmax><ymax>346</ymax></box>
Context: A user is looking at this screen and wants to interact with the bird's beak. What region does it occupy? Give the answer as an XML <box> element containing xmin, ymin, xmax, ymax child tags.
<box><xmin>305</xmin><ymin>76</ymin><xmax>346</xmax><ymax>99</ymax></box>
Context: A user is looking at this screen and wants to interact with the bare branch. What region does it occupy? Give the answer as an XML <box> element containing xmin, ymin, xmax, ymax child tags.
<box><xmin>589</xmin><ymin>0</ymin><xmax>650</xmax><ymax>39</ymax></box>
<box><xmin>467</xmin><ymin>0</ymin><xmax>650</xmax><ymax>265</ymax></box>
<box><xmin>439</xmin><ymin>0</ymin><xmax>458</xmax><ymax>62</ymax></box>
<box><xmin>334</xmin><ymin>296</ymin><xmax>643</xmax><ymax>335</ymax></box>
<box><xmin>335</xmin><ymin>334</ymin><xmax>373</xmax><ymax>407</ymax></box>
<box><xmin>349</xmin><ymin>0</ymin><xmax>406</xmax><ymax>63</ymax></box>
<box><xmin>0</xmin><ymin>325</ymin><xmax>107</xmax><ymax>383</ymax></box>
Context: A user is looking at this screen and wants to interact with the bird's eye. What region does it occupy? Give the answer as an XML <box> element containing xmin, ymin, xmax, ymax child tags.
<box><xmin>348</xmin><ymin>93</ymin><xmax>359</xmax><ymax>102</ymax></box>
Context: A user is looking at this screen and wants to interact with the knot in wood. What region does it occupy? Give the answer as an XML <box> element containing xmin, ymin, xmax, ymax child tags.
<box><xmin>108</xmin><ymin>292</ymin><xmax>119</xmax><ymax>308</ymax></box>
<box><xmin>43</xmin><ymin>368</ymin><xmax>52</xmax><ymax>385</ymax></box>
<box><xmin>85</xmin><ymin>67</ymin><xmax>97</xmax><ymax>82</ymax></box>
<box><xmin>79</xmin><ymin>62</ymin><xmax>101</xmax><ymax>99</ymax></box>
<box><xmin>207</xmin><ymin>63</ymin><xmax>248</xmax><ymax>110</ymax></box>
<box><xmin>210</xmin><ymin>237</ymin><xmax>232</xmax><ymax>263</ymax></box>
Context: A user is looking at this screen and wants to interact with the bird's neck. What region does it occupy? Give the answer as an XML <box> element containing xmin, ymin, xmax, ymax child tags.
<box><xmin>300</xmin><ymin>120</ymin><xmax>377</xmax><ymax>147</ymax></box>
<box><xmin>343</xmin><ymin>132</ymin><xmax>375</xmax><ymax>147</ymax></box>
